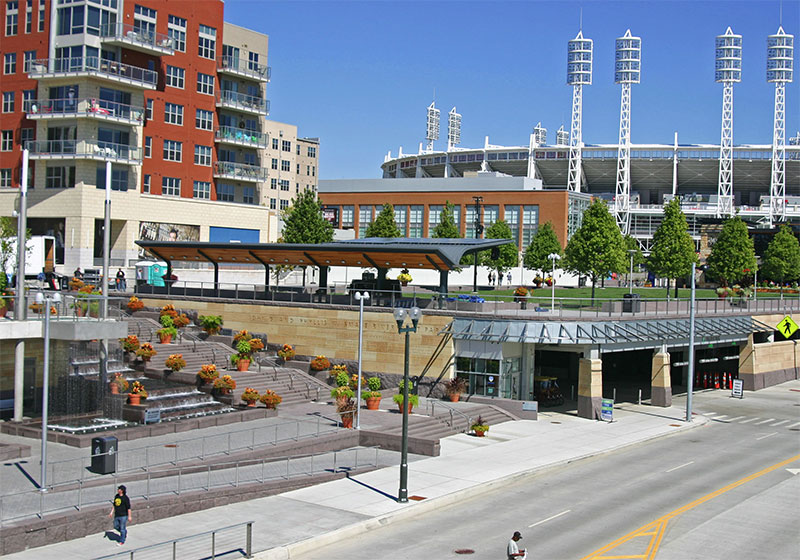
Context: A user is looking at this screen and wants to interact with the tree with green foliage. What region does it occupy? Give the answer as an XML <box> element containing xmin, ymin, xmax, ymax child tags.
<box><xmin>706</xmin><ymin>216</ymin><xmax>757</xmax><ymax>286</ymax></box>
<box><xmin>0</xmin><ymin>216</ymin><xmax>30</xmax><ymax>283</ymax></box>
<box><xmin>647</xmin><ymin>198</ymin><xmax>697</xmax><ymax>298</ymax></box>
<box><xmin>762</xmin><ymin>225</ymin><xmax>800</xmax><ymax>297</ymax></box>
<box><xmin>281</xmin><ymin>189</ymin><xmax>334</xmax><ymax>286</ymax></box>
<box><xmin>365</xmin><ymin>203</ymin><xmax>402</xmax><ymax>238</ymax></box>
<box><xmin>479</xmin><ymin>220</ymin><xmax>518</xmax><ymax>277</ymax></box>
<box><xmin>431</xmin><ymin>201</ymin><xmax>461</xmax><ymax>239</ymax></box>
<box><xmin>564</xmin><ymin>200</ymin><xmax>627</xmax><ymax>301</ymax></box>
<box><xmin>623</xmin><ymin>235</ymin><xmax>646</xmax><ymax>289</ymax></box>
<box><xmin>523</xmin><ymin>221</ymin><xmax>562</xmax><ymax>276</ymax></box>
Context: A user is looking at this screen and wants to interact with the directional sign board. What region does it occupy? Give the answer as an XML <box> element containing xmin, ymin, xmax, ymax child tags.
<box><xmin>601</xmin><ymin>399</ymin><xmax>614</xmax><ymax>422</ymax></box>
<box><xmin>731</xmin><ymin>378</ymin><xmax>744</xmax><ymax>399</ymax></box>
<box><xmin>776</xmin><ymin>316</ymin><xmax>798</xmax><ymax>339</ymax></box>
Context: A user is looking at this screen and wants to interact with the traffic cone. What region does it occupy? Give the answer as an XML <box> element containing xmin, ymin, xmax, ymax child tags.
<box><xmin>703</xmin><ymin>372</ymin><xmax>708</xmax><ymax>389</ymax></box>
<box><xmin>728</xmin><ymin>372</ymin><xmax>733</xmax><ymax>389</ymax></box>
<box><xmin>714</xmin><ymin>373</ymin><xmax>720</xmax><ymax>389</ymax></box>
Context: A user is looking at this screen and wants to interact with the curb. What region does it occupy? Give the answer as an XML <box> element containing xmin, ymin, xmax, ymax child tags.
<box><xmin>253</xmin><ymin>415</ymin><xmax>708</xmax><ymax>559</ymax></box>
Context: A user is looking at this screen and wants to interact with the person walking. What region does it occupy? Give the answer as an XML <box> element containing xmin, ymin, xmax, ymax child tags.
<box><xmin>108</xmin><ymin>485</ymin><xmax>132</xmax><ymax>546</ymax></box>
<box><xmin>488</xmin><ymin>271</ymin><xmax>494</xmax><ymax>286</ymax></box>
<box><xmin>507</xmin><ymin>531</ymin><xmax>526</xmax><ymax>559</ymax></box>
<box><xmin>507</xmin><ymin>271</ymin><xmax>512</xmax><ymax>285</ymax></box>
<box><xmin>73</xmin><ymin>267</ymin><xmax>83</xmax><ymax>280</ymax></box>
<box><xmin>116</xmin><ymin>268</ymin><xmax>126</xmax><ymax>291</ymax></box>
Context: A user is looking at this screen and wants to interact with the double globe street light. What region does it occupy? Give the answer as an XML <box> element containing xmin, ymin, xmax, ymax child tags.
<box><xmin>393</xmin><ymin>305</ymin><xmax>421</xmax><ymax>503</ymax></box>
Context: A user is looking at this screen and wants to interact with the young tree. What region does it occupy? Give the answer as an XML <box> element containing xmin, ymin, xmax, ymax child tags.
<box><xmin>364</xmin><ymin>203</ymin><xmax>402</xmax><ymax>238</ymax></box>
<box><xmin>431</xmin><ymin>201</ymin><xmax>461</xmax><ymax>239</ymax></box>
<box><xmin>479</xmin><ymin>220</ymin><xmax>518</xmax><ymax>278</ymax></box>
<box><xmin>647</xmin><ymin>198</ymin><xmax>697</xmax><ymax>298</ymax></box>
<box><xmin>280</xmin><ymin>189</ymin><xmax>334</xmax><ymax>285</ymax></box>
<box><xmin>0</xmin><ymin>216</ymin><xmax>30</xmax><ymax>283</ymax></box>
<box><xmin>523</xmin><ymin>221</ymin><xmax>562</xmax><ymax>277</ymax></box>
<box><xmin>564</xmin><ymin>200</ymin><xmax>626</xmax><ymax>301</ymax></box>
<box><xmin>762</xmin><ymin>225</ymin><xmax>800</xmax><ymax>297</ymax></box>
<box><xmin>623</xmin><ymin>235</ymin><xmax>646</xmax><ymax>288</ymax></box>
<box><xmin>706</xmin><ymin>216</ymin><xmax>757</xmax><ymax>286</ymax></box>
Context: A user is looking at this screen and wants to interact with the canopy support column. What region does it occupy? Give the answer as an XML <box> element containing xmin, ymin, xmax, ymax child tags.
<box><xmin>198</xmin><ymin>250</ymin><xmax>218</xmax><ymax>297</ymax></box>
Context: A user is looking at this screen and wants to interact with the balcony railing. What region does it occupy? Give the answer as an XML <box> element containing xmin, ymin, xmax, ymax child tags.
<box><xmin>100</xmin><ymin>22</ymin><xmax>175</xmax><ymax>54</ymax></box>
<box><xmin>25</xmin><ymin>140</ymin><xmax>142</xmax><ymax>163</ymax></box>
<box><xmin>213</xmin><ymin>161</ymin><xmax>268</xmax><ymax>182</ymax></box>
<box><xmin>218</xmin><ymin>55</ymin><xmax>271</xmax><ymax>82</ymax></box>
<box><xmin>214</xmin><ymin>126</ymin><xmax>269</xmax><ymax>148</ymax></box>
<box><xmin>27</xmin><ymin>97</ymin><xmax>144</xmax><ymax>125</ymax></box>
<box><xmin>27</xmin><ymin>57</ymin><xmax>158</xmax><ymax>89</ymax></box>
<box><xmin>216</xmin><ymin>90</ymin><xmax>269</xmax><ymax>115</ymax></box>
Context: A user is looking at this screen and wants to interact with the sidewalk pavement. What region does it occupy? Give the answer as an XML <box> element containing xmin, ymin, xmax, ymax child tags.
<box><xmin>3</xmin><ymin>402</ymin><xmax>707</xmax><ymax>560</ymax></box>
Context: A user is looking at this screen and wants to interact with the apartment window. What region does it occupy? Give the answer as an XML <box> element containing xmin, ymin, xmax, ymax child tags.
<box><xmin>279</xmin><ymin>179</ymin><xmax>289</xmax><ymax>191</ymax></box>
<box><xmin>24</xmin><ymin>0</ymin><xmax>30</xmax><ymax>33</ymax></box>
<box><xmin>45</xmin><ymin>165</ymin><xmax>75</xmax><ymax>188</ymax></box>
<box><xmin>4</xmin><ymin>52</ymin><xmax>16</xmax><ymax>74</ymax></box>
<box><xmin>247</xmin><ymin>51</ymin><xmax>260</xmax><ymax>71</ymax></box>
<box><xmin>0</xmin><ymin>168</ymin><xmax>11</xmax><ymax>187</ymax></box>
<box><xmin>311</xmin><ymin>165</ymin><xmax>316</xmax><ymax>177</ymax></box>
<box><xmin>195</xmin><ymin>109</ymin><xmax>213</xmax><ymax>130</ymax></box>
<box><xmin>20</xmin><ymin>127</ymin><xmax>33</xmax><ymax>145</ymax></box>
<box><xmin>21</xmin><ymin>88</ymin><xmax>33</xmax><ymax>112</ymax></box>
<box><xmin>271</xmin><ymin>138</ymin><xmax>278</xmax><ymax>150</ymax></box>
<box><xmin>521</xmin><ymin>205</ymin><xmax>540</xmax><ymax>247</ymax></box>
<box><xmin>307</xmin><ymin>146</ymin><xmax>316</xmax><ymax>158</ymax></box>
<box><xmin>145</xmin><ymin>98</ymin><xmax>152</xmax><ymax>120</ymax></box>
<box><xmin>196</xmin><ymin>72</ymin><xmax>214</xmax><ymax>95</ymax></box>
<box><xmin>144</xmin><ymin>136</ymin><xmax>151</xmax><ymax>158</ymax></box>
<box><xmin>483</xmin><ymin>205</ymin><xmax>499</xmax><ymax>229</ymax></box>
<box><xmin>164</xmin><ymin>102</ymin><xmax>183</xmax><ymax>125</ymax></box>
<box><xmin>142</xmin><ymin>173</ymin><xmax>150</xmax><ymax>193</ymax></box>
<box><xmin>279</xmin><ymin>199</ymin><xmax>288</xmax><ymax>210</ymax></box>
<box><xmin>306</xmin><ymin>165</ymin><xmax>310</xmax><ymax>176</ymax></box>
<box><xmin>96</xmin><ymin>165</ymin><xmax>128</xmax><ymax>191</ymax></box>
<box><xmin>163</xmin><ymin>140</ymin><xmax>182</xmax><ymax>162</ymax></box>
<box><xmin>161</xmin><ymin>176</ymin><xmax>180</xmax><ymax>196</ymax></box>
<box><xmin>295</xmin><ymin>144</ymin><xmax>300</xmax><ymax>155</ymax></box>
<box><xmin>271</xmin><ymin>158</ymin><xmax>278</xmax><ymax>170</ymax></box>
<box><xmin>504</xmin><ymin>205</ymin><xmax>520</xmax><ymax>245</ymax></box>
<box><xmin>1</xmin><ymin>130</ymin><xmax>12</xmax><ymax>151</ymax></box>
<box><xmin>269</xmin><ymin>198</ymin><xmax>276</xmax><ymax>210</ymax></box>
<box><xmin>56</xmin><ymin>4</ymin><xmax>85</xmax><ymax>35</ymax></box>
<box><xmin>2</xmin><ymin>92</ymin><xmax>14</xmax><ymax>113</ymax></box>
<box><xmin>197</xmin><ymin>24</ymin><xmax>216</xmax><ymax>59</ymax></box>
<box><xmin>167</xmin><ymin>15</ymin><xmax>186</xmax><ymax>51</ymax></box>
<box><xmin>193</xmin><ymin>180</ymin><xmax>210</xmax><ymax>199</ymax></box>
<box><xmin>296</xmin><ymin>163</ymin><xmax>300</xmax><ymax>174</ymax></box>
<box><xmin>281</xmin><ymin>140</ymin><xmax>291</xmax><ymax>152</ymax></box>
<box><xmin>37</xmin><ymin>0</ymin><xmax>43</xmax><ymax>31</ymax></box>
<box><xmin>280</xmin><ymin>160</ymin><xmax>290</xmax><ymax>172</ymax></box>
<box><xmin>194</xmin><ymin>145</ymin><xmax>212</xmax><ymax>166</ymax></box>
<box><xmin>409</xmin><ymin>205</ymin><xmax>423</xmax><ymax>238</ymax></box>
<box><xmin>295</xmin><ymin>183</ymin><xmax>299</xmax><ymax>193</ymax></box>
<box><xmin>217</xmin><ymin>183</ymin><xmax>234</xmax><ymax>202</ymax></box>
<box><xmin>22</xmin><ymin>49</ymin><xmax>34</xmax><ymax>71</ymax></box>
<box><xmin>394</xmin><ymin>205</ymin><xmax>407</xmax><ymax>236</ymax></box>
<box><xmin>270</xmin><ymin>178</ymin><xmax>277</xmax><ymax>190</ymax></box>
<box><xmin>358</xmin><ymin>206</ymin><xmax>372</xmax><ymax>238</ymax></box>
<box><xmin>6</xmin><ymin>1</ymin><xmax>18</xmax><ymax>35</ymax></box>
<box><xmin>165</xmin><ymin>65</ymin><xmax>184</xmax><ymax>89</ymax></box>
<box><xmin>243</xmin><ymin>186</ymin><xmax>255</xmax><ymax>204</ymax></box>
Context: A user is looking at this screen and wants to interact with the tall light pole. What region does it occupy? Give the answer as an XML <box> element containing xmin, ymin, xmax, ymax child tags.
<box><xmin>767</xmin><ymin>26</ymin><xmax>793</xmax><ymax>226</ymax></box>
<box><xmin>14</xmin><ymin>148</ymin><xmax>29</xmax><ymax>421</ymax></box>
<box><xmin>354</xmin><ymin>291</ymin><xmax>369</xmax><ymax>429</ymax></box>
<box><xmin>548</xmin><ymin>253</ymin><xmax>561</xmax><ymax>310</ymax></box>
<box><xmin>614</xmin><ymin>29</ymin><xmax>641</xmax><ymax>234</ymax></box>
<box><xmin>686</xmin><ymin>262</ymin><xmax>696</xmax><ymax>423</ymax></box>
<box><xmin>715</xmin><ymin>27</ymin><xmax>742</xmax><ymax>218</ymax></box>
<box><xmin>36</xmin><ymin>290</ymin><xmax>62</xmax><ymax>491</ymax></box>
<box><xmin>393</xmin><ymin>305</ymin><xmax>421</xmax><ymax>503</ymax></box>
<box><xmin>566</xmin><ymin>30</ymin><xmax>593</xmax><ymax>192</ymax></box>
<box><xmin>628</xmin><ymin>249</ymin><xmax>637</xmax><ymax>295</ymax></box>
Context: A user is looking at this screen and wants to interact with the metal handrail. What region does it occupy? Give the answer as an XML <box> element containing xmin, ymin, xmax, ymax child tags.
<box><xmin>219</xmin><ymin>54</ymin><xmax>271</xmax><ymax>81</ymax></box>
<box><xmin>213</xmin><ymin>160</ymin><xmax>269</xmax><ymax>181</ymax></box>
<box><xmin>27</xmin><ymin>97</ymin><xmax>145</xmax><ymax>122</ymax></box>
<box><xmin>215</xmin><ymin>125</ymin><xmax>269</xmax><ymax>147</ymax></box>
<box><xmin>25</xmin><ymin>139</ymin><xmax>142</xmax><ymax>162</ymax></box>
<box><xmin>92</xmin><ymin>520</ymin><xmax>253</xmax><ymax>559</ymax></box>
<box><xmin>99</xmin><ymin>22</ymin><xmax>175</xmax><ymax>51</ymax></box>
<box><xmin>27</xmin><ymin>57</ymin><xmax>158</xmax><ymax>88</ymax></box>
<box><xmin>216</xmin><ymin>90</ymin><xmax>269</xmax><ymax>113</ymax></box>
<box><xmin>423</xmin><ymin>398</ymin><xmax>471</xmax><ymax>432</ymax></box>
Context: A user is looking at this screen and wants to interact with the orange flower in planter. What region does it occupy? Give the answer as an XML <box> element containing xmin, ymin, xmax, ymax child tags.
<box><xmin>198</xmin><ymin>364</ymin><xmax>219</xmax><ymax>382</ymax></box>
<box><xmin>310</xmin><ymin>355</ymin><xmax>331</xmax><ymax>371</ymax></box>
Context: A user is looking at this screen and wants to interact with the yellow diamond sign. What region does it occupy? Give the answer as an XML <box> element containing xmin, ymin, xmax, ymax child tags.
<box><xmin>777</xmin><ymin>316</ymin><xmax>798</xmax><ymax>339</ymax></box>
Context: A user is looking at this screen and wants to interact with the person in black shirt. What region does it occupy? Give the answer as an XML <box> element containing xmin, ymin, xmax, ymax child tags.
<box><xmin>108</xmin><ymin>485</ymin><xmax>132</xmax><ymax>546</ymax></box>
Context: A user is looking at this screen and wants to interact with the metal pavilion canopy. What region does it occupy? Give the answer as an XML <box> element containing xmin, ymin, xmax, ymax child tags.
<box><xmin>449</xmin><ymin>316</ymin><xmax>774</xmax><ymax>352</ymax></box>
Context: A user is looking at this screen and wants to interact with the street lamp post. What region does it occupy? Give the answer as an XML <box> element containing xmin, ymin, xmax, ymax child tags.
<box><xmin>393</xmin><ymin>305</ymin><xmax>421</xmax><ymax>503</ymax></box>
<box><xmin>354</xmin><ymin>291</ymin><xmax>370</xmax><ymax>429</ymax></box>
<box><xmin>548</xmin><ymin>253</ymin><xmax>561</xmax><ymax>311</ymax></box>
<box><xmin>686</xmin><ymin>262</ymin><xmax>696</xmax><ymax>423</ymax></box>
<box><xmin>36</xmin><ymin>290</ymin><xmax>62</xmax><ymax>491</ymax></box>
<box><xmin>628</xmin><ymin>249</ymin><xmax>637</xmax><ymax>295</ymax></box>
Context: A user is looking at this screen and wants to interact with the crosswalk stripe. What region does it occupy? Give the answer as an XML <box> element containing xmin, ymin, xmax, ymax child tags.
<box><xmin>714</xmin><ymin>415</ymin><xmax>729</xmax><ymax>420</ymax></box>
<box><xmin>726</xmin><ymin>416</ymin><xmax>745</xmax><ymax>422</ymax></box>
<box><xmin>787</xmin><ymin>422</ymin><xmax>800</xmax><ymax>429</ymax></box>
<box><xmin>755</xmin><ymin>418</ymin><xmax>775</xmax><ymax>425</ymax></box>
<box><xmin>739</xmin><ymin>418</ymin><xmax>759</xmax><ymax>424</ymax></box>
<box><xmin>770</xmin><ymin>420</ymin><xmax>789</xmax><ymax>427</ymax></box>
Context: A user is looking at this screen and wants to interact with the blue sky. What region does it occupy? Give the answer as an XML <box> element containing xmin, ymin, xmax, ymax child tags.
<box><xmin>223</xmin><ymin>1</ymin><xmax>800</xmax><ymax>180</ymax></box>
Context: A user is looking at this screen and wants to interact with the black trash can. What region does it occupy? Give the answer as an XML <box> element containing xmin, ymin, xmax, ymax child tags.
<box><xmin>623</xmin><ymin>293</ymin><xmax>641</xmax><ymax>313</ymax></box>
<box><xmin>90</xmin><ymin>436</ymin><xmax>118</xmax><ymax>474</ymax></box>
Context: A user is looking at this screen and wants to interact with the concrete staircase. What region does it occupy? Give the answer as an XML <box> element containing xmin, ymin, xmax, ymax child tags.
<box><xmin>384</xmin><ymin>402</ymin><xmax>517</xmax><ymax>440</ymax></box>
<box><xmin>223</xmin><ymin>366</ymin><xmax>331</xmax><ymax>407</ymax></box>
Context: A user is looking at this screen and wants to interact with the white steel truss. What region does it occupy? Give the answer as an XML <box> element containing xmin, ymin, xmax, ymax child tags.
<box><xmin>717</xmin><ymin>82</ymin><xmax>734</xmax><ymax>217</ymax></box>
<box><xmin>770</xmin><ymin>83</ymin><xmax>786</xmax><ymax>226</ymax></box>
<box><xmin>567</xmin><ymin>85</ymin><xmax>583</xmax><ymax>192</ymax></box>
<box><xmin>615</xmin><ymin>83</ymin><xmax>632</xmax><ymax>234</ymax></box>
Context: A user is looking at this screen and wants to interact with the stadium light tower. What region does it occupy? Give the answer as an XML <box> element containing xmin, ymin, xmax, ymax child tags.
<box><xmin>527</xmin><ymin>122</ymin><xmax>548</xmax><ymax>180</ymax></box>
<box><xmin>715</xmin><ymin>27</ymin><xmax>742</xmax><ymax>218</ymax></box>
<box><xmin>556</xmin><ymin>125</ymin><xmax>569</xmax><ymax>146</ymax></box>
<box><xmin>614</xmin><ymin>29</ymin><xmax>641</xmax><ymax>235</ymax></box>
<box><xmin>425</xmin><ymin>101</ymin><xmax>440</xmax><ymax>152</ymax></box>
<box><xmin>566</xmin><ymin>31</ymin><xmax>593</xmax><ymax>192</ymax></box>
<box><xmin>767</xmin><ymin>26</ymin><xmax>794</xmax><ymax>227</ymax></box>
<box><xmin>447</xmin><ymin>107</ymin><xmax>462</xmax><ymax>151</ymax></box>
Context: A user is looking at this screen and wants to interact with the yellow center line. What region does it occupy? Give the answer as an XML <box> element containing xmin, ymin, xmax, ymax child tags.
<box><xmin>582</xmin><ymin>454</ymin><xmax>800</xmax><ymax>560</ymax></box>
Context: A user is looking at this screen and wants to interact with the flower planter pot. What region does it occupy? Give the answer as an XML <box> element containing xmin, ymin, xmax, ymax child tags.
<box><xmin>397</xmin><ymin>403</ymin><xmax>413</xmax><ymax>414</ymax></box>
<box><xmin>74</xmin><ymin>307</ymin><xmax>86</xmax><ymax>317</ymax></box>
<box><xmin>473</xmin><ymin>429</ymin><xmax>486</xmax><ymax>437</ymax></box>
<box><xmin>89</xmin><ymin>310</ymin><xmax>99</xmax><ymax>318</ymax></box>
<box><xmin>0</xmin><ymin>306</ymin><xmax>6</xmax><ymax>319</ymax></box>
<box><xmin>219</xmin><ymin>388</ymin><xmax>231</xmax><ymax>395</ymax></box>
<box><xmin>341</xmin><ymin>415</ymin><xmax>354</xmax><ymax>429</ymax></box>
<box><xmin>246</xmin><ymin>401</ymin><xmax>256</xmax><ymax>407</ymax></box>
<box><xmin>128</xmin><ymin>394</ymin><xmax>142</xmax><ymax>406</ymax></box>
<box><xmin>365</xmin><ymin>396</ymin><xmax>381</xmax><ymax>410</ymax></box>
<box><xmin>110</xmin><ymin>383</ymin><xmax>119</xmax><ymax>394</ymax></box>
<box><xmin>400</xmin><ymin>281</ymin><xmax>408</xmax><ymax>287</ymax></box>
<box><xmin>158</xmin><ymin>334</ymin><xmax>172</xmax><ymax>344</ymax></box>
<box><xmin>447</xmin><ymin>394</ymin><xmax>460</xmax><ymax>403</ymax></box>
<box><xmin>263</xmin><ymin>402</ymin><xmax>277</xmax><ymax>409</ymax></box>
<box><xmin>237</xmin><ymin>359</ymin><xmax>251</xmax><ymax>372</ymax></box>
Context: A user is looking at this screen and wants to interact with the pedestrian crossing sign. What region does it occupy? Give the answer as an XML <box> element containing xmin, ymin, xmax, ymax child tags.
<box><xmin>776</xmin><ymin>316</ymin><xmax>798</xmax><ymax>339</ymax></box>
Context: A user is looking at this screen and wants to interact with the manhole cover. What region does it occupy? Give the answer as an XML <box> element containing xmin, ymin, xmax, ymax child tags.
<box><xmin>164</xmin><ymin>444</ymin><xmax>178</xmax><ymax>448</ymax></box>
<box><xmin>454</xmin><ymin>550</ymin><xmax>475</xmax><ymax>555</ymax></box>
<box><xmin>409</xmin><ymin>495</ymin><xmax>426</xmax><ymax>501</ymax></box>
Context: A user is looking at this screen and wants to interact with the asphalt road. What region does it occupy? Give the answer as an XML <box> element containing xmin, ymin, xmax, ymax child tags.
<box><xmin>293</xmin><ymin>385</ymin><xmax>800</xmax><ymax>560</ymax></box>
